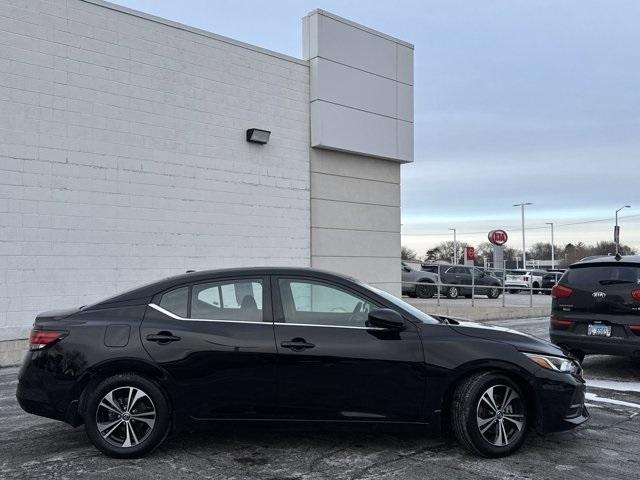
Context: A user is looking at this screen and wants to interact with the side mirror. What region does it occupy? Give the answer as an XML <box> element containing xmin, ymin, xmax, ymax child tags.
<box><xmin>367</xmin><ymin>308</ymin><xmax>406</xmax><ymax>330</ymax></box>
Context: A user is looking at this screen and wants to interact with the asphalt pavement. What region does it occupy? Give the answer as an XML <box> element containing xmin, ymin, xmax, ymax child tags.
<box><xmin>1</xmin><ymin>317</ymin><xmax>639</xmax><ymax>480</ymax></box>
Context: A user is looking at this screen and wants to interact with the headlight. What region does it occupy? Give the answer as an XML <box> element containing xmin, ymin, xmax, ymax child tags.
<box><xmin>524</xmin><ymin>353</ymin><xmax>580</xmax><ymax>375</ymax></box>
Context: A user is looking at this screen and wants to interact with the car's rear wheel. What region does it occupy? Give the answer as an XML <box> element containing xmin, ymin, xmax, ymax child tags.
<box><xmin>84</xmin><ymin>373</ymin><xmax>171</xmax><ymax>458</ymax></box>
<box><xmin>487</xmin><ymin>287</ymin><xmax>501</xmax><ymax>299</ymax></box>
<box><xmin>446</xmin><ymin>286</ymin><xmax>460</xmax><ymax>299</ymax></box>
<box><xmin>416</xmin><ymin>282</ymin><xmax>435</xmax><ymax>299</ymax></box>
<box><xmin>451</xmin><ymin>372</ymin><xmax>528</xmax><ymax>457</ymax></box>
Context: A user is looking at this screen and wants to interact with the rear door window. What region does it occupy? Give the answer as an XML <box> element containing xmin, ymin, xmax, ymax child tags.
<box><xmin>191</xmin><ymin>279</ymin><xmax>263</xmax><ymax>321</ymax></box>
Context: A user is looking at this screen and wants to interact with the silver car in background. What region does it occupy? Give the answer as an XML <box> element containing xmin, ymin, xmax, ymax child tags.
<box><xmin>401</xmin><ymin>262</ymin><xmax>440</xmax><ymax>298</ymax></box>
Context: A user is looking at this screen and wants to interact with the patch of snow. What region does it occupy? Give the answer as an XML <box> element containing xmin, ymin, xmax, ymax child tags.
<box><xmin>586</xmin><ymin>378</ymin><xmax>640</xmax><ymax>393</ymax></box>
<box><xmin>585</xmin><ymin>392</ymin><xmax>640</xmax><ymax>409</ymax></box>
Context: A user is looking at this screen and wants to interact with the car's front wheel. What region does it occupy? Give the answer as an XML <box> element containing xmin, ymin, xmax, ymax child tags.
<box><xmin>416</xmin><ymin>282</ymin><xmax>436</xmax><ymax>298</ymax></box>
<box><xmin>451</xmin><ymin>372</ymin><xmax>528</xmax><ymax>457</ymax></box>
<box><xmin>84</xmin><ymin>373</ymin><xmax>171</xmax><ymax>458</ymax></box>
<box><xmin>446</xmin><ymin>286</ymin><xmax>460</xmax><ymax>299</ymax></box>
<box><xmin>487</xmin><ymin>287</ymin><xmax>501</xmax><ymax>299</ymax></box>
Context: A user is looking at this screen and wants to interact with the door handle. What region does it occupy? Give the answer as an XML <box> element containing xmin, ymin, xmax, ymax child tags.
<box><xmin>146</xmin><ymin>332</ymin><xmax>181</xmax><ymax>343</ymax></box>
<box><xmin>281</xmin><ymin>338</ymin><xmax>315</xmax><ymax>351</ymax></box>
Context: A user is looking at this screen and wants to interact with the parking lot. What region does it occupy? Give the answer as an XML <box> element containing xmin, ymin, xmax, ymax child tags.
<box><xmin>1</xmin><ymin>317</ymin><xmax>639</xmax><ymax>480</ymax></box>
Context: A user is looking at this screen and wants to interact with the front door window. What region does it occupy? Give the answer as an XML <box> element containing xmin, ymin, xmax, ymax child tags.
<box><xmin>278</xmin><ymin>279</ymin><xmax>375</xmax><ymax>327</ymax></box>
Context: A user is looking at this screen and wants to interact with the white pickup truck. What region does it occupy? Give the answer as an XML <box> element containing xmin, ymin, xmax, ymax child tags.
<box><xmin>504</xmin><ymin>269</ymin><xmax>546</xmax><ymax>293</ymax></box>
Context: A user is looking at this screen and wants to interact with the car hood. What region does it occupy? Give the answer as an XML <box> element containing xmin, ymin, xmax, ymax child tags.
<box><xmin>448</xmin><ymin>320</ymin><xmax>564</xmax><ymax>356</ymax></box>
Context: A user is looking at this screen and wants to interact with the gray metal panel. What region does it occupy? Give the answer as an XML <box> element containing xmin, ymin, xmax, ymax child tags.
<box><xmin>311</xmin><ymin>101</ymin><xmax>398</xmax><ymax>161</ymax></box>
<box><xmin>304</xmin><ymin>9</ymin><xmax>414</xmax><ymax>163</ymax></box>
<box><xmin>311</xmin><ymin>58</ymin><xmax>397</xmax><ymax>118</ymax></box>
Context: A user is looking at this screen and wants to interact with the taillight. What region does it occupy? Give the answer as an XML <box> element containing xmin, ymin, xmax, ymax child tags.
<box><xmin>550</xmin><ymin>317</ymin><xmax>573</xmax><ymax>330</ymax></box>
<box><xmin>29</xmin><ymin>329</ymin><xmax>67</xmax><ymax>351</ymax></box>
<box><xmin>631</xmin><ymin>289</ymin><xmax>640</xmax><ymax>301</ymax></box>
<box><xmin>551</xmin><ymin>284</ymin><xmax>573</xmax><ymax>299</ymax></box>
<box><xmin>523</xmin><ymin>276</ymin><xmax>529</xmax><ymax>281</ymax></box>
<box><xmin>629</xmin><ymin>325</ymin><xmax>640</xmax><ymax>335</ymax></box>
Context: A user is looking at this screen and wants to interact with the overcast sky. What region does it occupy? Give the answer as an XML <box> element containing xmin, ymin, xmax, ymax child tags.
<box><xmin>116</xmin><ymin>0</ymin><xmax>640</xmax><ymax>255</ymax></box>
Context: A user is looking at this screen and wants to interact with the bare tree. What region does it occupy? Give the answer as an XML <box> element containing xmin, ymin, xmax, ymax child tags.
<box><xmin>425</xmin><ymin>241</ymin><xmax>468</xmax><ymax>264</ymax></box>
<box><xmin>401</xmin><ymin>246</ymin><xmax>418</xmax><ymax>261</ymax></box>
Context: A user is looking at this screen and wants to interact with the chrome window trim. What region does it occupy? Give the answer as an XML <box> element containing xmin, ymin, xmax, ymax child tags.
<box><xmin>274</xmin><ymin>322</ymin><xmax>385</xmax><ymax>331</ymax></box>
<box><xmin>149</xmin><ymin>303</ymin><xmax>267</xmax><ymax>325</ymax></box>
<box><xmin>148</xmin><ymin>303</ymin><xmax>385</xmax><ymax>330</ymax></box>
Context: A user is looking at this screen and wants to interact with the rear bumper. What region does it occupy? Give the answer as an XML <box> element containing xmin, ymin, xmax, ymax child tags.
<box><xmin>550</xmin><ymin>330</ymin><xmax>640</xmax><ymax>357</ymax></box>
<box><xmin>16</xmin><ymin>351</ymin><xmax>80</xmax><ymax>425</ymax></box>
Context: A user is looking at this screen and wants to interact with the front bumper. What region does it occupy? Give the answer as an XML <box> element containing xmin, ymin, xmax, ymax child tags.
<box><xmin>533</xmin><ymin>369</ymin><xmax>589</xmax><ymax>433</ymax></box>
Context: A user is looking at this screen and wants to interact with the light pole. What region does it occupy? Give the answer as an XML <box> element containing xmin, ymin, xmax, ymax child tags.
<box><xmin>513</xmin><ymin>203</ymin><xmax>533</xmax><ymax>268</ymax></box>
<box><xmin>546</xmin><ymin>222</ymin><xmax>555</xmax><ymax>269</ymax></box>
<box><xmin>449</xmin><ymin>228</ymin><xmax>458</xmax><ymax>264</ymax></box>
<box><xmin>615</xmin><ymin>205</ymin><xmax>631</xmax><ymax>255</ymax></box>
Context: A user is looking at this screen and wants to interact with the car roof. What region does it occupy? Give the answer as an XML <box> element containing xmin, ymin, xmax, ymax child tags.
<box><xmin>87</xmin><ymin>267</ymin><xmax>361</xmax><ymax>309</ymax></box>
<box><xmin>572</xmin><ymin>255</ymin><xmax>640</xmax><ymax>267</ymax></box>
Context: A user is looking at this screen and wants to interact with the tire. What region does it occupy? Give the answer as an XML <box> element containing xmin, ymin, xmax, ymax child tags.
<box><xmin>487</xmin><ymin>287</ymin><xmax>501</xmax><ymax>299</ymax></box>
<box><xmin>451</xmin><ymin>372</ymin><xmax>528</xmax><ymax>457</ymax></box>
<box><xmin>532</xmin><ymin>282</ymin><xmax>541</xmax><ymax>294</ymax></box>
<box><xmin>446</xmin><ymin>286</ymin><xmax>460</xmax><ymax>299</ymax></box>
<box><xmin>84</xmin><ymin>373</ymin><xmax>171</xmax><ymax>458</ymax></box>
<box><xmin>416</xmin><ymin>282</ymin><xmax>435</xmax><ymax>299</ymax></box>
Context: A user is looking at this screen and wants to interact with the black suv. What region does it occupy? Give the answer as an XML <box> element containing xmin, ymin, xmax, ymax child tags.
<box><xmin>549</xmin><ymin>256</ymin><xmax>640</xmax><ymax>361</ymax></box>
<box><xmin>422</xmin><ymin>264</ymin><xmax>502</xmax><ymax>299</ymax></box>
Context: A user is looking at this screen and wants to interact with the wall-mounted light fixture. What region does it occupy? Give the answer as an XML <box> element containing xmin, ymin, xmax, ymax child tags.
<box><xmin>246</xmin><ymin>128</ymin><xmax>271</xmax><ymax>144</ymax></box>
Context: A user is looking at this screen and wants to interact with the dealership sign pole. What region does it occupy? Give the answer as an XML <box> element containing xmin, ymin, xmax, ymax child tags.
<box><xmin>488</xmin><ymin>229</ymin><xmax>508</xmax><ymax>271</ymax></box>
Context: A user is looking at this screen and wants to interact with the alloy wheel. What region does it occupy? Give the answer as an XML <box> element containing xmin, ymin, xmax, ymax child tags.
<box><xmin>476</xmin><ymin>385</ymin><xmax>525</xmax><ymax>447</ymax></box>
<box><xmin>96</xmin><ymin>386</ymin><xmax>156</xmax><ymax>448</ymax></box>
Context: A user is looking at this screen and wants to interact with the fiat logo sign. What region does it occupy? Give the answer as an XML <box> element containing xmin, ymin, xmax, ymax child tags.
<box><xmin>488</xmin><ymin>229</ymin><xmax>508</xmax><ymax>246</ymax></box>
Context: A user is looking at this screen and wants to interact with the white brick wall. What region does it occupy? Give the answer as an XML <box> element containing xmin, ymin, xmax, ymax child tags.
<box><xmin>0</xmin><ymin>0</ymin><xmax>311</xmax><ymax>340</ymax></box>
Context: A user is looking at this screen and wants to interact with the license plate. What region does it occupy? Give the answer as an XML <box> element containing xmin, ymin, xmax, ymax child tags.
<box><xmin>507</xmin><ymin>276</ymin><xmax>518</xmax><ymax>281</ymax></box>
<box><xmin>587</xmin><ymin>324</ymin><xmax>611</xmax><ymax>337</ymax></box>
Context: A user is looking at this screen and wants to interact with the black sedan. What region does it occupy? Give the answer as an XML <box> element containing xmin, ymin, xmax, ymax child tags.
<box><xmin>17</xmin><ymin>267</ymin><xmax>587</xmax><ymax>458</ymax></box>
<box><xmin>422</xmin><ymin>264</ymin><xmax>502</xmax><ymax>299</ymax></box>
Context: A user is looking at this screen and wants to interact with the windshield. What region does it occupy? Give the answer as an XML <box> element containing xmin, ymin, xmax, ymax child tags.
<box><xmin>369</xmin><ymin>286</ymin><xmax>440</xmax><ymax>324</ymax></box>
<box><xmin>565</xmin><ymin>264</ymin><xmax>640</xmax><ymax>287</ymax></box>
